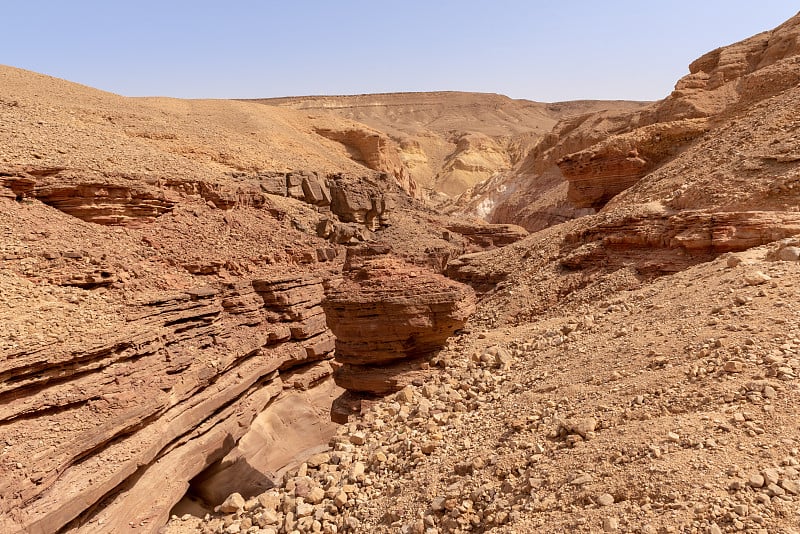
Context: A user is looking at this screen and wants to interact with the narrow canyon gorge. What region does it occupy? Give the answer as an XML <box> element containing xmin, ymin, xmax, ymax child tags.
<box><xmin>2</xmin><ymin>10</ymin><xmax>800</xmax><ymax>534</ymax></box>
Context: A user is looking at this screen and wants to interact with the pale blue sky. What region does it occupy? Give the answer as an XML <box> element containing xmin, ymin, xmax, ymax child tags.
<box><xmin>3</xmin><ymin>1</ymin><xmax>798</xmax><ymax>102</ymax></box>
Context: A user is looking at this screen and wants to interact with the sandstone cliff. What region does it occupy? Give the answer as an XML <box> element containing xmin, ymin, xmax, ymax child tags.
<box><xmin>456</xmin><ymin>12</ymin><xmax>800</xmax><ymax>233</ymax></box>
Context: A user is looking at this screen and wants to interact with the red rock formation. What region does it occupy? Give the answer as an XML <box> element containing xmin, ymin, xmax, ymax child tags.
<box><xmin>457</xmin><ymin>13</ymin><xmax>800</xmax><ymax>230</ymax></box>
<box><xmin>557</xmin><ymin>119</ymin><xmax>709</xmax><ymax>209</ymax></box>
<box><xmin>314</xmin><ymin>127</ymin><xmax>421</xmax><ymax>199</ymax></box>
<box><xmin>326</xmin><ymin>173</ymin><xmax>396</xmax><ymax>229</ymax></box>
<box><xmin>561</xmin><ymin>209</ymin><xmax>800</xmax><ymax>275</ymax></box>
<box><xmin>1</xmin><ymin>169</ymin><xmax>178</xmax><ymax>226</ymax></box>
<box><xmin>445</xmin><ymin>220</ymin><xmax>529</xmax><ymax>250</ymax></box>
<box><xmin>653</xmin><ymin>14</ymin><xmax>800</xmax><ymax>120</ymax></box>
<box><xmin>0</xmin><ymin>273</ymin><xmax>339</xmax><ymax>534</ymax></box>
<box><xmin>323</xmin><ymin>247</ymin><xmax>476</xmax><ymax>395</ymax></box>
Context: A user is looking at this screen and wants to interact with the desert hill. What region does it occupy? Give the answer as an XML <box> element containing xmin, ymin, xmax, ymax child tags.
<box><xmin>1</xmin><ymin>9</ymin><xmax>800</xmax><ymax>534</ymax></box>
<box><xmin>248</xmin><ymin>92</ymin><xmax>647</xmax><ymax>196</ymax></box>
<box><xmin>0</xmin><ymin>65</ymin><xmax>427</xmax><ymax>198</ymax></box>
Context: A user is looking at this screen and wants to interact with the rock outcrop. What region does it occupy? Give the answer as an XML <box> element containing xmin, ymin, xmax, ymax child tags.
<box><xmin>0</xmin><ymin>273</ymin><xmax>339</xmax><ymax>534</ymax></box>
<box><xmin>323</xmin><ymin>246</ymin><xmax>476</xmax><ymax>397</ymax></box>
<box><xmin>561</xmin><ymin>209</ymin><xmax>800</xmax><ymax>275</ymax></box>
<box><xmin>557</xmin><ymin>119</ymin><xmax>709</xmax><ymax>209</ymax></box>
<box><xmin>313</xmin><ymin>127</ymin><xmax>421</xmax><ymax>199</ymax></box>
<box><xmin>1</xmin><ymin>169</ymin><xmax>178</xmax><ymax>226</ymax></box>
<box><xmin>252</xmin><ymin>92</ymin><xmax>643</xmax><ymax>197</ymax></box>
<box><xmin>444</xmin><ymin>220</ymin><xmax>529</xmax><ymax>251</ymax></box>
<box><xmin>456</xmin><ymin>13</ymin><xmax>800</xmax><ymax>231</ymax></box>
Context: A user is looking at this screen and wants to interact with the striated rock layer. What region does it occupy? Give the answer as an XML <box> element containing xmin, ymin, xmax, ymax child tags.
<box><xmin>0</xmin><ymin>272</ymin><xmax>340</xmax><ymax>534</ymax></box>
<box><xmin>323</xmin><ymin>246</ymin><xmax>476</xmax><ymax>397</ymax></box>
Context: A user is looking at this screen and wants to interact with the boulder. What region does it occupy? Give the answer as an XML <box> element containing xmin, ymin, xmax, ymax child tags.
<box><xmin>301</xmin><ymin>174</ymin><xmax>331</xmax><ymax>206</ymax></box>
<box><xmin>323</xmin><ymin>246</ymin><xmax>476</xmax><ymax>394</ymax></box>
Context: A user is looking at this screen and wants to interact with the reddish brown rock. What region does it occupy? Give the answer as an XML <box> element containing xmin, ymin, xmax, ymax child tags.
<box><xmin>1</xmin><ymin>169</ymin><xmax>178</xmax><ymax>226</ymax></box>
<box><xmin>557</xmin><ymin>119</ymin><xmax>709</xmax><ymax>209</ymax></box>
<box><xmin>323</xmin><ymin>247</ymin><xmax>475</xmax><ymax>395</ymax></box>
<box><xmin>0</xmin><ymin>272</ymin><xmax>338</xmax><ymax>534</ymax></box>
<box><xmin>445</xmin><ymin>220</ymin><xmax>529</xmax><ymax>250</ymax></box>
<box><xmin>457</xmin><ymin>14</ymin><xmax>800</xmax><ymax>230</ymax></box>
<box><xmin>561</xmin><ymin>209</ymin><xmax>800</xmax><ymax>275</ymax></box>
<box><xmin>327</xmin><ymin>173</ymin><xmax>396</xmax><ymax>229</ymax></box>
<box><xmin>313</xmin><ymin>126</ymin><xmax>421</xmax><ymax>199</ymax></box>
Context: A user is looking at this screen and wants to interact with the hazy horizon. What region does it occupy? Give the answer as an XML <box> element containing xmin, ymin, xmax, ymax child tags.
<box><xmin>3</xmin><ymin>1</ymin><xmax>798</xmax><ymax>102</ymax></box>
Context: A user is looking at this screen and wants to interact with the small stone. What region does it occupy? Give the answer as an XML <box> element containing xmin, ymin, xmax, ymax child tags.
<box><xmin>306</xmin><ymin>452</ymin><xmax>330</xmax><ymax>467</ymax></box>
<box><xmin>296</xmin><ymin>501</ymin><xmax>314</xmax><ymax>518</ymax></box>
<box><xmin>333</xmin><ymin>491</ymin><xmax>348</xmax><ymax>508</ymax></box>
<box><xmin>729</xmin><ymin>479</ymin><xmax>744</xmax><ymax>491</ymax></box>
<box><xmin>709</xmin><ymin>523</ymin><xmax>723</xmax><ymax>534</ymax></box>
<box><xmin>421</xmin><ymin>442</ymin><xmax>436</xmax><ymax>455</ymax></box>
<box><xmin>733</xmin><ymin>504</ymin><xmax>749</xmax><ymax>516</ymax></box>
<box><xmin>780</xmin><ymin>478</ymin><xmax>799</xmax><ymax>495</ymax></box>
<box><xmin>257</xmin><ymin>491</ymin><xmax>280</xmax><ymax>511</ymax></box>
<box><xmin>744</xmin><ymin>271</ymin><xmax>771</xmax><ymax>286</ymax></box>
<box><xmin>666</xmin><ymin>432</ymin><xmax>681</xmax><ymax>443</ymax></box>
<box><xmin>349</xmin><ymin>432</ymin><xmax>366</xmax><ymax>445</ymax></box>
<box><xmin>570</xmin><ymin>473</ymin><xmax>594</xmax><ymax>485</ymax></box>
<box><xmin>766</xmin><ymin>482</ymin><xmax>785</xmax><ymax>496</ymax></box>
<box><xmin>762</xmin><ymin>468</ymin><xmax>780</xmax><ymax>485</ymax></box>
<box><xmin>597</xmin><ymin>493</ymin><xmax>614</xmax><ymax>506</ymax></box>
<box><xmin>350</xmin><ymin>461</ymin><xmax>366</xmax><ymax>479</ymax></box>
<box><xmin>260</xmin><ymin>510</ymin><xmax>280</xmax><ymax>526</ymax></box>
<box><xmin>225</xmin><ymin>523</ymin><xmax>241</xmax><ymax>534</ymax></box>
<box><xmin>777</xmin><ymin>246</ymin><xmax>800</xmax><ymax>261</ymax></box>
<box><xmin>396</xmin><ymin>385</ymin><xmax>415</xmax><ymax>403</ymax></box>
<box><xmin>727</xmin><ymin>255</ymin><xmax>743</xmax><ymax>268</ymax></box>
<box><xmin>602</xmin><ymin>516</ymin><xmax>619</xmax><ymax>532</ymax></box>
<box><xmin>723</xmin><ymin>361</ymin><xmax>743</xmax><ymax>373</ymax></box>
<box><xmin>561</xmin><ymin>417</ymin><xmax>598</xmax><ymax>439</ymax></box>
<box><xmin>493</xmin><ymin>348</ymin><xmax>513</xmax><ymax>369</ymax></box>
<box><xmin>306</xmin><ymin>487</ymin><xmax>325</xmax><ymax>505</ymax></box>
<box><xmin>748</xmin><ymin>473</ymin><xmax>765</xmax><ymax>488</ymax></box>
<box><xmin>219</xmin><ymin>492</ymin><xmax>246</xmax><ymax>513</ymax></box>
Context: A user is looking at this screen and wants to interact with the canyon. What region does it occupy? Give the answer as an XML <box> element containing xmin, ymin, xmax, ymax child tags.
<box><xmin>1</xmin><ymin>10</ymin><xmax>800</xmax><ymax>534</ymax></box>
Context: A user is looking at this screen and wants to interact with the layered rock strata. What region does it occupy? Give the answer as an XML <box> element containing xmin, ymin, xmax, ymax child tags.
<box><xmin>323</xmin><ymin>247</ymin><xmax>476</xmax><ymax>399</ymax></box>
<box><xmin>1</xmin><ymin>169</ymin><xmax>178</xmax><ymax>226</ymax></box>
<box><xmin>557</xmin><ymin>119</ymin><xmax>709</xmax><ymax>209</ymax></box>
<box><xmin>0</xmin><ymin>273</ymin><xmax>339</xmax><ymax>534</ymax></box>
<box><xmin>313</xmin><ymin>127</ymin><xmax>420</xmax><ymax>199</ymax></box>
<box><xmin>445</xmin><ymin>221</ymin><xmax>529</xmax><ymax>251</ymax></box>
<box><xmin>457</xmin><ymin>13</ymin><xmax>800</xmax><ymax>231</ymax></box>
<box><xmin>561</xmin><ymin>209</ymin><xmax>800</xmax><ymax>275</ymax></box>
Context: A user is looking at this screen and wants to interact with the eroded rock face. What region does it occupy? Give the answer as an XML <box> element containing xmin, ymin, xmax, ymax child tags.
<box><xmin>323</xmin><ymin>247</ymin><xmax>476</xmax><ymax>395</ymax></box>
<box><xmin>456</xmin><ymin>13</ymin><xmax>800</xmax><ymax>230</ymax></box>
<box><xmin>561</xmin><ymin>209</ymin><xmax>800</xmax><ymax>275</ymax></box>
<box><xmin>2</xmin><ymin>169</ymin><xmax>178</xmax><ymax>226</ymax></box>
<box><xmin>0</xmin><ymin>273</ymin><xmax>339</xmax><ymax>534</ymax></box>
<box><xmin>557</xmin><ymin>119</ymin><xmax>709</xmax><ymax>209</ymax></box>
<box><xmin>327</xmin><ymin>173</ymin><xmax>396</xmax><ymax>229</ymax></box>
<box><xmin>445</xmin><ymin>220</ymin><xmax>529</xmax><ymax>251</ymax></box>
<box><xmin>314</xmin><ymin>127</ymin><xmax>421</xmax><ymax>199</ymax></box>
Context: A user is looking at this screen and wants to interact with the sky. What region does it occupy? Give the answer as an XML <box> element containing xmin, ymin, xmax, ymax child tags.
<box><xmin>2</xmin><ymin>1</ymin><xmax>798</xmax><ymax>102</ymax></box>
